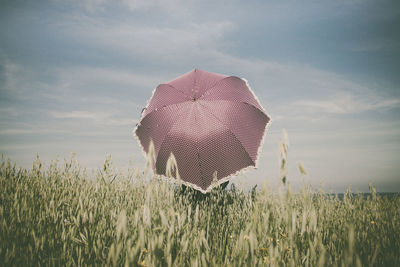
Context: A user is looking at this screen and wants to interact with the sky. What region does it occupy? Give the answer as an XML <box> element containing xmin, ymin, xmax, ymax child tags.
<box><xmin>1</xmin><ymin>0</ymin><xmax>399</xmax><ymax>192</ymax></box>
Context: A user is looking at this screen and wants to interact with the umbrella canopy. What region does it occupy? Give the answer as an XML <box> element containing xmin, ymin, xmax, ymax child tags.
<box><xmin>134</xmin><ymin>69</ymin><xmax>270</xmax><ymax>193</ymax></box>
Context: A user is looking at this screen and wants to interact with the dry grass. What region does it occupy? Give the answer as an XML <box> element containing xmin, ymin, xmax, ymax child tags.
<box><xmin>0</xmin><ymin>151</ymin><xmax>399</xmax><ymax>266</ymax></box>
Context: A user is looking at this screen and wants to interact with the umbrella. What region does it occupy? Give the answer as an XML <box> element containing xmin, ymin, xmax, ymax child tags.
<box><xmin>134</xmin><ymin>69</ymin><xmax>270</xmax><ymax>193</ymax></box>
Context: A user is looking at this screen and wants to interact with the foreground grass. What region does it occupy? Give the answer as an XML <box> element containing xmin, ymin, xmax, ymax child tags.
<box><xmin>0</xmin><ymin>156</ymin><xmax>399</xmax><ymax>266</ymax></box>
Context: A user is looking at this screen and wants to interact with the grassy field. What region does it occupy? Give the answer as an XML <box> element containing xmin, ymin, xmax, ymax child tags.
<box><xmin>0</xmin><ymin>154</ymin><xmax>399</xmax><ymax>267</ymax></box>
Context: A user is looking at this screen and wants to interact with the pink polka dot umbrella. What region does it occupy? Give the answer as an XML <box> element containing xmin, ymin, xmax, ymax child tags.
<box><xmin>134</xmin><ymin>69</ymin><xmax>270</xmax><ymax>193</ymax></box>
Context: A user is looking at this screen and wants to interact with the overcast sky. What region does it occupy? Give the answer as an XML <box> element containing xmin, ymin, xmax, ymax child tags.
<box><xmin>1</xmin><ymin>0</ymin><xmax>399</xmax><ymax>192</ymax></box>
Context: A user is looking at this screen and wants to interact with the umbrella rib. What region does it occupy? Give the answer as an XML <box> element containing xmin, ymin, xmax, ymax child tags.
<box><xmin>197</xmin><ymin>77</ymin><xmax>267</xmax><ymax>117</ymax></box>
<box><xmin>197</xmin><ymin>102</ymin><xmax>256</xmax><ymax>166</ymax></box>
<box><xmin>153</xmin><ymin>104</ymin><xmax>206</xmax><ymax>188</ymax></box>
<box><xmin>193</xmin><ymin>110</ymin><xmax>206</xmax><ymax>189</ymax></box>
<box><xmin>196</xmin><ymin>148</ymin><xmax>206</xmax><ymax>189</ymax></box>
<box><xmin>197</xmin><ymin>76</ymin><xmax>233</xmax><ymax>99</ymax></box>
<box><xmin>200</xmin><ymin>99</ymin><xmax>269</xmax><ymax>119</ymax></box>
<box><xmin>188</xmin><ymin>102</ymin><xmax>206</xmax><ymax>188</ymax></box>
<box><xmin>241</xmin><ymin>101</ymin><xmax>269</xmax><ymax>119</ymax></box>
<box><xmin>162</xmin><ymin>83</ymin><xmax>190</xmax><ymax>99</ymax></box>
<box><xmin>140</xmin><ymin>101</ymin><xmax>190</xmax><ymax>127</ymax></box>
<box><xmin>154</xmin><ymin>107</ymin><xmax>194</xmax><ymax>171</ymax></box>
<box><xmin>155</xmin><ymin>119</ymin><xmax>182</xmax><ymax>171</ymax></box>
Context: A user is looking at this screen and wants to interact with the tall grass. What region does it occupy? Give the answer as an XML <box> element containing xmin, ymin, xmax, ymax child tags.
<box><xmin>0</xmin><ymin>154</ymin><xmax>399</xmax><ymax>266</ymax></box>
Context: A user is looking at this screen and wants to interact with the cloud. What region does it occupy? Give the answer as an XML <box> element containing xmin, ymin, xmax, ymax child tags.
<box><xmin>60</xmin><ymin>0</ymin><xmax>197</xmax><ymax>13</ymax></box>
<box><xmin>295</xmin><ymin>92</ymin><xmax>400</xmax><ymax>115</ymax></box>
<box><xmin>50</xmin><ymin>110</ymin><xmax>97</xmax><ymax>119</ymax></box>
<box><xmin>43</xmin><ymin>1</ymin><xmax>394</xmax><ymax>108</ymax></box>
<box><xmin>120</xmin><ymin>0</ymin><xmax>194</xmax><ymax>12</ymax></box>
<box><xmin>60</xmin><ymin>12</ymin><xmax>234</xmax><ymax>64</ymax></box>
<box><xmin>1</xmin><ymin>61</ymin><xmax>47</xmax><ymax>101</ymax></box>
<box><xmin>54</xmin><ymin>66</ymin><xmax>163</xmax><ymax>90</ymax></box>
<box><xmin>0</xmin><ymin>107</ymin><xmax>21</xmax><ymax>117</ymax></box>
<box><xmin>49</xmin><ymin>110</ymin><xmax>137</xmax><ymax>126</ymax></box>
<box><xmin>347</xmin><ymin>39</ymin><xmax>400</xmax><ymax>52</ymax></box>
<box><xmin>0</xmin><ymin>128</ymin><xmax>67</xmax><ymax>135</ymax></box>
<box><xmin>1</xmin><ymin>59</ymin><xmax>160</xmax><ymax>111</ymax></box>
